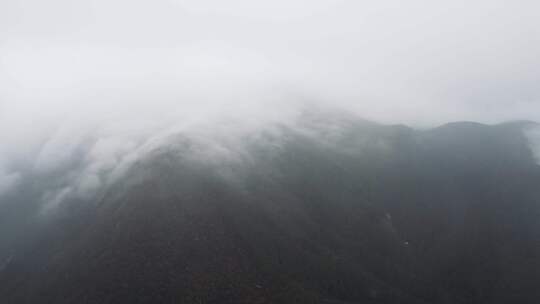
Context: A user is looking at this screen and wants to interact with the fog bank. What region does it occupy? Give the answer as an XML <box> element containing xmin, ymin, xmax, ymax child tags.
<box><xmin>1</xmin><ymin>0</ymin><xmax>540</xmax><ymax>198</ymax></box>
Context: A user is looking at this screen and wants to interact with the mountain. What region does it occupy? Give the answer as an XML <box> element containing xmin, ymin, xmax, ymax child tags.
<box><xmin>1</xmin><ymin>112</ymin><xmax>540</xmax><ymax>303</ymax></box>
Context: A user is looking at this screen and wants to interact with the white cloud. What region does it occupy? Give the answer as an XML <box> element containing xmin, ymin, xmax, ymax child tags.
<box><xmin>41</xmin><ymin>186</ymin><xmax>73</xmax><ymax>214</ymax></box>
<box><xmin>0</xmin><ymin>0</ymin><xmax>539</xmax><ymax>209</ymax></box>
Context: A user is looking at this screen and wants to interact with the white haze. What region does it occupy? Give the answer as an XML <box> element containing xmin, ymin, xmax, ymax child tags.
<box><xmin>1</xmin><ymin>0</ymin><xmax>540</xmax><ymax>200</ymax></box>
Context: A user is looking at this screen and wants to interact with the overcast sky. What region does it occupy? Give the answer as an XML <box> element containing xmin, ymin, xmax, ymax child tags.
<box><xmin>1</xmin><ymin>0</ymin><xmax>540</xmax><ymax>197</ymax></box>
<box><xmin>2</xmin><ymin>0</ymin><xmax>540</xmax><ymax>124</ymax></box>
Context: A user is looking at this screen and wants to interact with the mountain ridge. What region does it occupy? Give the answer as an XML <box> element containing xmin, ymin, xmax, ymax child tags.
<box><xmin>1</xmin><ymin>113</ymin><xmax>540</xmax><ymax>303</ymax></box>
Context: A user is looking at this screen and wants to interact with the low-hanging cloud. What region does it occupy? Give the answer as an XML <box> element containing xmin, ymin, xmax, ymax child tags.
<box><xmin>1</xmin><ymin>0</ymin><xmax>540</xmax><ymax>204</ymax></box>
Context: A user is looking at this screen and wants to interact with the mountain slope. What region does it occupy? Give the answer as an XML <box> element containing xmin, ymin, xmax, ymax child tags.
<box><xmin>1</xmin><ymin>115</ymin><xmax>539</xmax><ymax>303</ymax></box>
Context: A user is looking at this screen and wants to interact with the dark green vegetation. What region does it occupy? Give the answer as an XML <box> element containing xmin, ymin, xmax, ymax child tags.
<box><xmin>1</xmin><ymin>113</ymin><xmax>540</xmax><ymax>303</ymax></box>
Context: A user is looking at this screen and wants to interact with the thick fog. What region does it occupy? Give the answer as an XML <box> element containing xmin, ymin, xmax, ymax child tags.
<box><xmin>1</xmin><ymin>0</ymin><xmax>540</xmax><ymax>199</ymax></box>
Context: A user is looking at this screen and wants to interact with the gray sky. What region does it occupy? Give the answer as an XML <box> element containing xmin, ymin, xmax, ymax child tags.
<box><xmin>1</xmin><ymin>0</ymin><xmax>540</xmax><ymax>197</ymax></box>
